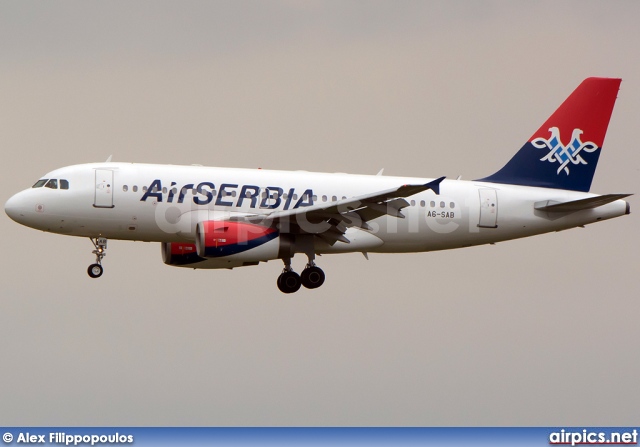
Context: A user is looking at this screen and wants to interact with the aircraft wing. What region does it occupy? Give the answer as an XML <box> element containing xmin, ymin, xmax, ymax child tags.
<box><xmin>237</xmin><ymin>176</ymin><xmax>445</xmax><ymax>244</ymax></box>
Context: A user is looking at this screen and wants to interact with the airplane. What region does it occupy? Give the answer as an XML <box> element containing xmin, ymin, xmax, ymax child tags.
<box><xmin>4</xmin><ymin>77</ymin><xmax>631</xmax><ymax>293</ymax></box>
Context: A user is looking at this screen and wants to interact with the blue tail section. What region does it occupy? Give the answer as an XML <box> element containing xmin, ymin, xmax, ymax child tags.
<box><xmin>477</xmin><ymin>78</ymin><xmax>621</xmax><ymax>192</ymax></box>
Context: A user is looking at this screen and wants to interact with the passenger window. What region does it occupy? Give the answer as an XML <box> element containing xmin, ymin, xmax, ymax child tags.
<box><xmin>420</xmin><ymin>200</ymin><xmax>425</xmax><ymax>207</ymax></box>
<box><xmin>60</xmin><ymin>179</ymin><xmax>69</xmax><ymax>189</ymax></box>
<box><xmin>332</xmin><ymin>196</ymin><xmax>337</xmax><ymax>202</ymax></box>
<box><xmin>162</xmin><ymin>187</ymin><xmax>167</xmax><ymax>194</ymax></box>
<box><xmin>440</xmin><ymin>201</ymin><xmax>445</xmax><ymax>208</ymax></box>
<box><xmin>322</xmin><ymin>195</ymin><xmax>327</xmax><ymax>202</ymax></box>
<box><xmin>430</xmin><ymin>201</ymin><xmax>435</xmax><ymax>207</ymax></box>
<box><xmin>143</xmin><ymin>186</ymin><xmax>148</xmax><ymax>192</ymax></box>
<box><xmin>32</xmin><ymin>179</ymin><xmax>48</xmax><ymax>188</ymax></box>
<box><xmin>45</xmin><ymin>179</ymin><xmax>58</xmax><ymax>189</ymax></box>
<box><xmin>133</xmin><ymin>185</ymin><xmax>138</xmax><ymax>192</ymax></box>
<box><xmin>410</xmin><ymin>200</ymin><xmax>416</xmax><ymax>206</ymax></box>
<box><xmin>450</xmin><ymin>202</ymin><xmax>455</xmax><ymax>209</ymax></box>
<box><xmin>123</xmin><ymin>185</ymin><xmax>128</xmax><ymax>192</ymax></box>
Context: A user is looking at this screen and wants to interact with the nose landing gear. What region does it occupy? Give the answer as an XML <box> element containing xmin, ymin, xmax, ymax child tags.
<box><xmin>87</xmin><ymin>237</ymin><xmax>107</xmax><ymax>278</ymax></box>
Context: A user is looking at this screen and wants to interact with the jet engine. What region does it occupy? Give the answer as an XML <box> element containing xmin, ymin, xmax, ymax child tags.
<box><xmin>161</xmin><ymin>221</ymin><xmax>294</xmax><ymax>269</ymax></box>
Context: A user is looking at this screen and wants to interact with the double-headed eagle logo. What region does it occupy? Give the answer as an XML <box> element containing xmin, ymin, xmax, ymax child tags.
<box><xmin>532</xmin><ymin>127</ymin><xmax>599</xmax><ymax>175</ymax></box>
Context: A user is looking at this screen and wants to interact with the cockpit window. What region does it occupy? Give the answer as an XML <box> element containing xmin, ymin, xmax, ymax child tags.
<box><xmin>44</xmin><ymin>179</ymin><xmax>58</xmax><ymax>189</ymax></box>
<box><xmin>32</xmin><ymin>179</ymin><xmax>48</xmax><ymax>188</ymax></box>
<box><xmin>60</xmin><ymin>179</ymin><xmax>69</xmax><ymax>189</ymax></box>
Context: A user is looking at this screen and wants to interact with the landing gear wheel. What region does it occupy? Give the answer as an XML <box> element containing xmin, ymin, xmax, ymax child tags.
<box><xmin>88</xmin><ymin>263</ymin><xmax>103</xmax><ymax>278</ymax></box>
<box><xmin>277</xmin><ymin>271</ymin><xmax>302</xmax><ymax>294</ymax></box>
<box><xmin>88</xmin><ymin>237</ymin><xmax>108</xmax><ymax>279</ymax></box>
<box><xmin>301</xmin><ymin>266</ymin><xmax>325</xmax><ymax>289</ymax></box>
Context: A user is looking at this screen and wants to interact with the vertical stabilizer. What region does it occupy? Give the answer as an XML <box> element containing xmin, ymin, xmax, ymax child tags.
<box><xmin>477</xmin><ymin>77</ymin><xmax>621</xmax><ymax>192</ymax></box>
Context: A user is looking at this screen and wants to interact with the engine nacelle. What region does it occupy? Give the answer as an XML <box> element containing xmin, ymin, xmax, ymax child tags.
<box><xmin>162</xmin><ymin>221</ymin><xmax>295</xmax><ymax>269</ymax></box>
<box><xmin>161</xmin><ymin>242</ymin><xmax>203</xmax><ymax>266</ymax></box>
<box><xmin>195</xmin><ymin>220</ymin><xmax>279</xmax><ymax>257</ymax></box>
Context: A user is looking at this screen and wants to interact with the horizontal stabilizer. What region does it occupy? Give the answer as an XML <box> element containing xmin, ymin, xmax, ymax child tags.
<box><xmin>534</xmin><ymin>194</ymin><xmax>631</xmax><ymax>213</ymax></box>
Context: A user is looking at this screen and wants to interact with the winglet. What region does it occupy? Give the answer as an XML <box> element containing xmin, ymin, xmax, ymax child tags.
<box><xmin>425</xmin><ymin>176</ymin><xmax>445</xmax><ymax>195</ymax></box>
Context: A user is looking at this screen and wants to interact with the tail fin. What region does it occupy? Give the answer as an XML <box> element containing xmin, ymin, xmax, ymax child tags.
<box><xmin>477</xmin><ymin>77</ymin><xmax>621</xmax><ymax>192</ymax></box>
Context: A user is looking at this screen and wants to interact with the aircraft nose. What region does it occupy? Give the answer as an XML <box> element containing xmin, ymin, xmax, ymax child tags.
<box><xmin>5</xmin><ymin>192</ymin><xmax>26</xmax><ymax>223</ymax></box>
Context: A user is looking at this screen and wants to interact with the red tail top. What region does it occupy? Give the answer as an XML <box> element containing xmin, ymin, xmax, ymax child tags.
<box><xmin>529</xmin><ymin>77</ymin><xmax>621</xmax><ymax>147</ymax></box>
<box><xmin>479</xmin><ymin>77</ymin><xmax>622</xmax><ymax>192</ymax></box>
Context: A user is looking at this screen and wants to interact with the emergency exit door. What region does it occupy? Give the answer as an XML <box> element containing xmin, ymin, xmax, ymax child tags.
<box><xmin>94</xmin><ymin>169</ymin><xmax>114</xmax><ymax>208</ymax></box>
<box><xmin>478</xmin><ymin>188</ymin><xmax>498</xmax><ymax>228</ymax></box>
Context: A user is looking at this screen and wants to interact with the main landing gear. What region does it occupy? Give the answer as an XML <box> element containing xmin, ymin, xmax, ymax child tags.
<box><xmin>87</xmin><ymin>237</ymin><xmax>107</xmax><ymax>278</ymax></box>
<box><xmin>276</xmin><ymin>257</ymin><xmax>326</xmax><ymax>294</ymax></box>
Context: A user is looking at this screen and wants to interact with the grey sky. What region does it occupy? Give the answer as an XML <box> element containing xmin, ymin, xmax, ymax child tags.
<box><xmin>1</xmin><ymin>1</ymin><xmax>638</xmax><ymax>426</ymax></box>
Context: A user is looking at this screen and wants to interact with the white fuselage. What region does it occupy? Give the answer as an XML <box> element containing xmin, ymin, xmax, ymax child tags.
<box><xmin>4</xmin><ymin>162</ymin><xmax>628</xmax><ymax>265</ymax></box>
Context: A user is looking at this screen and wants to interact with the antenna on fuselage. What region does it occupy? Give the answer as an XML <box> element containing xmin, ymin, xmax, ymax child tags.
<box><xmin>105</xmin><ymin>155</ymin><xmax>113</xmax><ymax>163</ymax></box>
